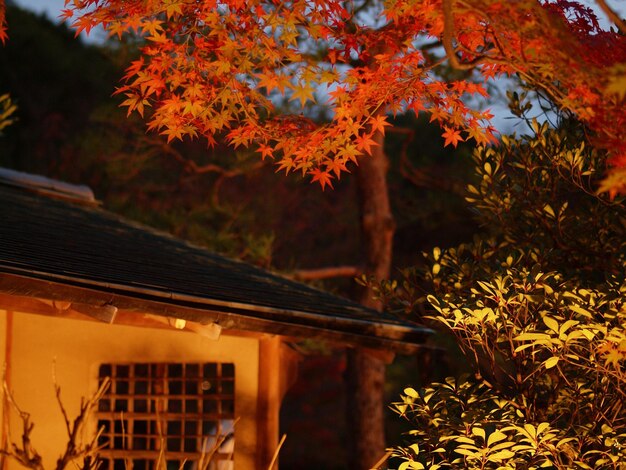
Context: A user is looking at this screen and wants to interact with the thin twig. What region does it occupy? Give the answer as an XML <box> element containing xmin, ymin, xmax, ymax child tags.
<box><xmin>594</xmin><ymin>0</ymin><xmax>626</xmax><ymax>34</ymax></box>
<box><xmin>370</xmin><ymin>450</ymin><xmax>392</xmax><ymax>470</ymax></box>
<box><xmin>53</xmin><ymin>366</ymin><xmax>73</xmax><ymax>439</ymax></box>
<box><xmin>197</xmin><ymin>417</ymin><xmax>240</xmax><ymax>470</ymax></box>
<box><xmin>266</xmin><ymin>434</ymin><xmax>286</xmax><ymax>470</ymax></box>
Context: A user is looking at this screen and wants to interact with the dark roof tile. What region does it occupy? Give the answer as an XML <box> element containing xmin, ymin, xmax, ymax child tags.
<box><xmin>0</xmin><ymin>182</ymin><xmax>430</xmax><ymax>348</ymax></box>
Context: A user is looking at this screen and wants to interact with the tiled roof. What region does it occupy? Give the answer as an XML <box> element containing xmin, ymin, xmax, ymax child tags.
<box><xmin>0</xmin><ymin>179</ymin><xmax>430</xmax><ymax>349</ymax></box>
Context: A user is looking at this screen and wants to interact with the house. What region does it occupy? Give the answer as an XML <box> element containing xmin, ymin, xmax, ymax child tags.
<box><xmin>0</xmin><ymin>168</ymin><xmax>430</xmax><ymax>470</ymax></box>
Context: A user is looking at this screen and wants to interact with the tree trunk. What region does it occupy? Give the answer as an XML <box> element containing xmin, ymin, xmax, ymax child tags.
<box><xmin>347</xmin><ymin>130</ymin><xmax>395</xmax><ymax>470</ymax></box>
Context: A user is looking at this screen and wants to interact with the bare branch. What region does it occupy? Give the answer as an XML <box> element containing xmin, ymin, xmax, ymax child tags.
<box><xmin>52</xmin><ymin>365</ymin><xmax>72</xmax><ymax>440</ymax></box>
<box><xmin>291</xmin><ymin>266</ymin><xmax>363</xmax><ymax>281</ymax></box>
<box><xmin>595</xmin><ymin>0</ymin><xmax>626</xmax><ymax>34</ymax></box>
<box><xmin>1</xmin><ymin>381</ymin><xmax>44</xmax><ymax>470</ymax></box>
<box><xmin>370</xmin><ymin>450</ymin><xmax>392</xmax><ymax>469</ymax></box>
<box><xmin>393</xmin><ymin>126</ymin><xmax>466</xmax><ymax>195</ymax></box>
<box><xmin>442</xmin><ymin>0</ymin><xmax>486</xmax><ymax>70</ymax></box>
<box><xmin>2</xmin><ymin>367</ymin><xmax>110</xmax><ymax>470</ymax></box>
<box><xmin>55</xmin><ymin>377</ymin><xmax>110</xmax><ymax>470</ymax></box>
<box><xmin>155</xmin><ymin>139</ymin><xmax>269</xmax><ymax>178</ymax></box>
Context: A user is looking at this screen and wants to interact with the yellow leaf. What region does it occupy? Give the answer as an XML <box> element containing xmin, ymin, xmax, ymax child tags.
<box><xmin>523</xmin><ymin>424</ymin><xmax>537</xmax><ymax>439</ymax></box>
<box><xmin>543</xmin><ymin>204</ymin><xmax>555</xmax><ymax>218</ymax></box>
<box><xmin>543</xmin><ymin>315</ymin><xmax>559</xmax><ymax>332</ymax></box>
<box><xmin>455</xmin><ymin>448</ymin><xmax>478</xmax><ymax>457</ymax></box>
<box><xmin>603</xmin><ymin>347</ymin><xmax>625</xmax><ymax>367</ymax></box>
<box><xmin>569</xmin><ymin>304</ymin><xmax>592</xmax><ymax>318</ymax></box>
<box><xmin>472</xmin><ymin>427</ymin><xmax>486</xmax><ymax>439</ymax></box>
<box><xmin>544</xmin><ymin>356</ymin><xmax>559</xmax><ymax>369</ymax></box>
<box><xmin>559</xmin><ymin>319</ymin><xmax>579</xmax><ymax>336</ymax></box>
<box><xmin>489</xmin><ymin>441</ymin><xmax>514</xmax><ymax>452</ymax></box>
<box><xmin>488</xmin><ymin>449</ymin><xmax>515</xmax><ymax>461</ymax></box>
<box><xmin>487</xmin><ymin>430</ymin><xmax>507</xmax><ymax>447</ymax></box>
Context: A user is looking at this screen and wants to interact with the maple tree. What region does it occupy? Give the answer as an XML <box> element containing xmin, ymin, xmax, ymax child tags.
<box><xmin>1</xmin><ymin>0</ymin><xmax>622</xmax><ymax>189</ymax></box>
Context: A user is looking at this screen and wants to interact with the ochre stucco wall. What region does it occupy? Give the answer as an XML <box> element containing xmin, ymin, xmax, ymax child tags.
<box><xmin>0</xmin><ymin>310</ymin><xmax>6</xmax><ymax>375</ymax></box>
<box><xmin>0</xmin><ymin>309</ymin><xmax>259</xmax><ymax>470</ymax></box>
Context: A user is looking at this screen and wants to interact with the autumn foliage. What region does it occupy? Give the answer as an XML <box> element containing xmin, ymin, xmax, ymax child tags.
<box><xmin>0</xmin><ymin>0</ymin><xmax>625</xmax><ymax>188</ymax></box>
<box><xmin>0</xmin><ymin>0</ymin><xmax>6</xmax><ymax>44</ymax></box>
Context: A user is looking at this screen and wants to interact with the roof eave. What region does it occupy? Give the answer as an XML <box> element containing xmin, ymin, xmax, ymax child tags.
<box><xmin>0</xmin><ymin>271</ymin><xmax>432</xmax><ymax>353</ymax></box>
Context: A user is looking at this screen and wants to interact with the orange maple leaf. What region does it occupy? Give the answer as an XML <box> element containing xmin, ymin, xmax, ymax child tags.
<box><xmin>441</xmin><ymin>127</ymin><xmax>464</xmax><ymax>148</ymax></box>
<box><xmin>256</xmin><ymin>143</ymin><xmax>274</xmax><ymax>160</ymax></box>
<box><xmin>326</xmin><ymin>159</ymin><xmax>349</xmax><ymax>178</ymax></box>
<box><xmin>310</xmin><ymin>168</ymin><xmax>334</xmax><ymax>190</ymax></box>
<box><xmin>56</xmin><ymin>0</ymin><xmax>626</xmax><ymax>191</ymax></box>
<box><xmin>369</xmin><ymin>114</ymin><xmax>390</xmax><ymax>135</ymax></box>
<box><xmin>355</xmin><ymin>133</ymin><xmax>378</xmax><ymax>155</ymax></box>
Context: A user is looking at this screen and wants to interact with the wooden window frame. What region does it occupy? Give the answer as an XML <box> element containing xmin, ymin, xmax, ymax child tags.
<box><xmin>96</xmin><ymin>362</ymin><xmax>235</xmax><ymax>470</ymax></box>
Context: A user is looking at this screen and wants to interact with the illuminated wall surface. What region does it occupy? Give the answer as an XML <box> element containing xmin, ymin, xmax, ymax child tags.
<box><xmin>0</xmin><ymin>310</ymin><xmax>260</xmax><ymax>470</ymax></box>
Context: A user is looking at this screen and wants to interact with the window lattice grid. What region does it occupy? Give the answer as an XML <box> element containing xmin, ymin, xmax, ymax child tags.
<box><xmin>96</xmin><ymin>362</ymin><xmax>235</xmax><ymax>469</ymax></box>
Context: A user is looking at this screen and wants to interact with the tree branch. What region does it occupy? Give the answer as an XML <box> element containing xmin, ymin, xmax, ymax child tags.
<box><xmin>1</xmin><ymin>381</ymin><xmax>44</xmax><ymax>470</ymax></box>
<box><xmin>442</xmin><ymin>0</ymin><xmax>486</xmax><ymax>70</ymax></box>
<box><xmin>291</xmin><ymin>266</ymin><xmax>362</xmax><ymax>281</ymax></box>
<box><xmin>1</xmin><ymin>374</ymin><xmax>109</xmax><ymax>470</ymax></box>
<box><xmin>595</xmin><ymin>0</ymin><xmax>626</xmax><ymax>34</ymax></box>
<box><xmin>54</xmin><ymin>377</ymin><xmax>110</xmax><ymax>470</ymax></box>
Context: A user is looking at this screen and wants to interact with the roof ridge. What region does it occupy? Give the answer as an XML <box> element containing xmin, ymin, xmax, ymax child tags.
<box><xmin>0</xmin><ymin>167</ymin><xmax>96</xmax><ymax>204</ymax></box>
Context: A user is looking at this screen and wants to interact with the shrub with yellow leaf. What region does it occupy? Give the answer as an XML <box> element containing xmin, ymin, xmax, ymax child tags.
<box><xmin>385</xmin><ymin>117</ymin><xmax>626</xmax><ymax>469</ymax></box>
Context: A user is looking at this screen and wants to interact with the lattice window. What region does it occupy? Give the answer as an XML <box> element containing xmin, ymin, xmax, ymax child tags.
<box><xmin>96</xmin><ymin>363</ymin><xmax>235</xmax><ymax>470</ymax></box>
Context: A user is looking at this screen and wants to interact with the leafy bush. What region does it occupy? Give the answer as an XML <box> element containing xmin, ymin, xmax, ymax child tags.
<box><xmin>388</xmin><ymin>121</ymin><xmax>626</xmax><ymax>469</ymax></box>
<box><xmin>0</xmin><ymin>93</ymin><xmax>16</xmax><ymax>134</ymax></box>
